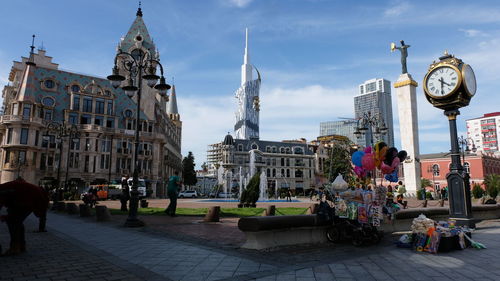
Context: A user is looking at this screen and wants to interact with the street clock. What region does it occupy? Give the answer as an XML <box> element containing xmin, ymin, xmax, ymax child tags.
<box><xmin>423</xmin><ymin>51</ymin><xmax>476</xmax><ymax>110</ymax></box>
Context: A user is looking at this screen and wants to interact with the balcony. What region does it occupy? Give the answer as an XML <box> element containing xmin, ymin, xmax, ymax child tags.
<box><xmin>1</xmin><ymin>115</ymin><xmax>45</xmax><ymax>126</ymax></box>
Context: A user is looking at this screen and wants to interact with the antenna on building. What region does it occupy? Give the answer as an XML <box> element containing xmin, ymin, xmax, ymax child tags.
<box><xmin>39</xmin><ymin>41</ymin><xmax>46</xmax><ymax>51</ymax></box>
<box><xmin>26</xmin><ymin>34</ymin><xmax>36</xmax><ymax>66</ymax></box>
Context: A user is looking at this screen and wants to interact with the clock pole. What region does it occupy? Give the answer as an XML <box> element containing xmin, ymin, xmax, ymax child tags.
<box><xmin>444</xmin><ymin>109</ymin><xmax>474</xmax><ymax>228</ymax></box>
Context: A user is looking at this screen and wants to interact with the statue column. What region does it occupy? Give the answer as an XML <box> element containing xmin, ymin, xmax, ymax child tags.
<box><xmin>394</xmin><ymin>74</ymin><xmax>421</xmax><ymax>195</ymax></box>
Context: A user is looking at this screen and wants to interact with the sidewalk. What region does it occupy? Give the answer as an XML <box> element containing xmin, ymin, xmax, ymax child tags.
<box><xmin>2</xmin><ymin>212</ymin><xmax>500</xmax><ymax>281</ymax></box>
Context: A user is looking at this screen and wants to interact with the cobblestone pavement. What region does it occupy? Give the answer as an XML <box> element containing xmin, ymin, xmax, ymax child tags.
<box><xmin>2</xmin><ymin>212</ymin><xmax>500</xmax><ymax>281</ymax></box>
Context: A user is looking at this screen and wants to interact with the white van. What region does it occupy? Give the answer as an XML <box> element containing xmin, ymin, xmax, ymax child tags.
<box><xmin>127</xmin><ymin>178</ymin><xmax>147</xmax><ymax>198</ymax></box>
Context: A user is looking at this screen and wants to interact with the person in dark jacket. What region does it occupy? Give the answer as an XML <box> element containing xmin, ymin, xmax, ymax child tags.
<box><xmin>0</xmin><ymin>178</ymin><xmax>49</xmax><ymax>255</ymax></box>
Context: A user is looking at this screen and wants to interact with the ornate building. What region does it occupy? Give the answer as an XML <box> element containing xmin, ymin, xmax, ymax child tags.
<box><xmin>0</xmin><ymin>8</ymin><xmax>182</xmax><ymax>197</ymax></box>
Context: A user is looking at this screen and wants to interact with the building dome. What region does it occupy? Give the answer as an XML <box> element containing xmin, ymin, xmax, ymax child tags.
<box><xmin>223</xmin><ymin>133</ymin><xmax>235</xmax><ymax>146</ymax></box>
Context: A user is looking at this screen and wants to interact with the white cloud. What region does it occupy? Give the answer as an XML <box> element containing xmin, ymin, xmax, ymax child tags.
<box><xmin>384</xmin><ymin>1</ymin><xmax>411</xmax><ymax>17</ymax></box>
<box><xmin>459</xmin><ymin>28</ymin><xmax>488</xmax><ymax>38</ymax></box>
<box><xmin>225</xmin><ymin>0</ymin><xmax>253</xmax><ymax>8</ymax></box>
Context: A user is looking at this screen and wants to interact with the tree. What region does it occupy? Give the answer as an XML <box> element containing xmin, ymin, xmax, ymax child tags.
<box><xmin>484</xmin><ymin>174</ymin><xmax>500</xmax><ymax>200</ymax></box>
<box><xmin>201</xmin><ymin>162</ymin><xmax>208</xmax><ymax>172</ymax></box>
<box><xmin>182</xmin><ymin>152</ymin><xmax>197</xmax><ymax>187</ymax></box>
<box><xmin>324</xmin><ymin>139</ymin><xmax>354</xmax><ymax>183</ymax></box>
<box><xmin>421</xmin><ymin>178</ymin><xmax>432</xmax><ymax>189</ymax></box>
<box><xmin>240</xmin><ymin>173</ymin><xmax>260</xmax><ymax>206</ymax></box>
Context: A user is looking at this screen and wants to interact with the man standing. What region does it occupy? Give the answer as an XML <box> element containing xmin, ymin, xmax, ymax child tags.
<box><xmin>165</xmin><ymin>171</ymin><xmax>182</xmax><ymax>217</ymax></box>
<box><xmin>0</xmin><ymin>178</ymin><xmax>49</xmax><ymax>255</ymax></box>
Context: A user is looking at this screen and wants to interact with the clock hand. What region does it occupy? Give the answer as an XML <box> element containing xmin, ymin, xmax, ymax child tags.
<box><xmin>439</xmin><ymin>78</ymin><xmax>444</xmax><ymax>95</ymax></box>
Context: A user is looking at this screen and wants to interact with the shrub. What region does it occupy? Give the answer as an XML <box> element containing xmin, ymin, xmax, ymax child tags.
<box><xmin>416</xmin><ymin>189</ymin><xmax>423</xmax><ymax>200</ymax></box>
<box><xmin>425</xmin><ymin>191</ymin><xmax>433</xmax><ymax>200</ymax></box>
<box><xmin>240</xmin><ymin>174</ymin><xmax>260</xmax><ymax>205</ymax></box>
<box><xmin>472</xmin><ymin>183</ymin><xmax>485</xmax><ymax>199</ymax></box>
<box><xmin>485</xmin><ymin>174</ymin><xmax>500</xmax><ymax>200</ymax></box>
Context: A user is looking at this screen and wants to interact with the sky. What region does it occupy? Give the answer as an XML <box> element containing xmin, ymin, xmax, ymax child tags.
<box><xmin>1</xmin><ymin>0</ymin><xmax>499</xmax><ymax>168</ymax></box>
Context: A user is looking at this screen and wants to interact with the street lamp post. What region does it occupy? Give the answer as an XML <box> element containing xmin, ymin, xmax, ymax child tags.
<box><xmin>108</xmin><ymin>49</ymin><xmax>170</xmax><ymax>227</ymax></box>
<box><xmin>427</xmin><ymin>165</ymin><xmax>440</xmax><ymax>198</ymax></box>
<box><xmin>353</xmin><ymin>111</ymin><xmax>388</xmax><ymax>184</ymax></box>
<box><xmin>45</xmin><ymin>121</ymin><xmax>80</xmax><ymax>204</ymax></box>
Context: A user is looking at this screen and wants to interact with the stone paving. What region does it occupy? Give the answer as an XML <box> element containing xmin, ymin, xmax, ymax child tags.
<box><xmin>1</xmin><ymin>211</ymin><xmax>500</xmax><ymax>281</ymax></box>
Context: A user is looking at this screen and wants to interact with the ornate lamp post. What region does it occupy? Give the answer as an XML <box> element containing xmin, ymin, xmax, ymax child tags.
<box><xmin>458</xmin><ymin>135</ymin><xmax>476</xmax><ymax>174</ymax></box>
<box><xmin>427</xmin><ymin>164</ymin><xmax>440</xmax><ymax>198</ymax></box>
<box><xmin>353</xmin><ymin>111</ymin><xmax>388</xmax><ymax>148</ymax></box>
<box><xmin>45</xmin><ymin>121</ymin><xmax>80</xmax><ymax>204</ymax></box>
<box><xmin>107</xmin><ymin>49</ymin><xmax>170</xmax><ymax>227</ymax></box>
<box><xmin>353</xmin><ymin>111</ymin><xmax>388</xmax><ymax>184</ymax></box>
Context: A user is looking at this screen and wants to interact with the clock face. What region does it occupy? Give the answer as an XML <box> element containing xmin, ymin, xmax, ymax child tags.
<box><xmin>463</xmin><ymin>64</ymin><xmax>476</xmax><ymax>96</ymax></box>
<box><xmin>425</xmin><ymin>66</ymin><xmax>460</xmax><ymax>97</ymax></box>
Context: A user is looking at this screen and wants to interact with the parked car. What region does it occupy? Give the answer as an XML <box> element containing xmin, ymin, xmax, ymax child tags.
<box><xmin>217</xmin><ymin>192</ymin><xmax>234</xmax><ymax>198</ymax></box>
<box><xmin>178</xmin><ymin>190</ymin><xmax>198</xmax><ymax>198</ymax></box>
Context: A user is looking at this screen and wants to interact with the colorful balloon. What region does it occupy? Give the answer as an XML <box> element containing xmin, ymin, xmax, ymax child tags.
<box><xmin>361</xmin><ymin>153</ymin><xmax>375</xmax><ymax>170</ymax></box>
<box><xmin>351</xmin><ymin>151</ymin><xmax>365</xmax><ymax>167</ymax></box>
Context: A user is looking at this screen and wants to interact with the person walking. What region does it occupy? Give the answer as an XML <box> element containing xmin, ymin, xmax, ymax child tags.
<box><xmin>165</xmin><ymin>171</ymin><xmax>182</xmax><ymax>217</ymax></box>
<box><xmin>286</xmin><ymin>189</ymin><xmax>292</xmax><ymax>202</ymax></box>
<box><xmin>0</xmin><ymin>178</ymin><xmax>49</xmax><ymax>256</ymax></box>
<box><xmin>120</xmin><ymin>178</ymin><xmax>130</xmax><ymax>211</ymax></box>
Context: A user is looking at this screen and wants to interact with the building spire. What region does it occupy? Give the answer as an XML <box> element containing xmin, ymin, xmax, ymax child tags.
<box><xmin>26</xmin><ymin>34</ymin><xmax>36</xmax><ymax>66</ymax></box>
<box><xmin>244</xmin><ymin>28</ymin><xmax>249</xmax><ymax>64</ymax></box>
<box><xmin>136</xmin><ymin>1</ymin><xmax>143</xmax><ymax>17</ymax></box>
<box><xmin>167</xmin><ymin>83</ymin><xmax>179</xmax><ymax>115</ymax></box>
<box><xmin>241</xmin><ymin>28</ymin><xmax>252</xmax><ymax>85</ymax></box>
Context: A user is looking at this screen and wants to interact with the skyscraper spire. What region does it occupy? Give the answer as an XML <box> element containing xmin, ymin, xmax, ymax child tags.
<box><xmin>241</xmin><ymin>28</ymin><xmax>252</xmax><ymax>85</ymax></box>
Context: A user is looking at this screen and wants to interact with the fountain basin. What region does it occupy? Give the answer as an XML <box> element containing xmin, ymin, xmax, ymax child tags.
<box><xmin>199</xmin><ymin>199</ymin><xmax>301</xmax><ymax>203</ymax></box>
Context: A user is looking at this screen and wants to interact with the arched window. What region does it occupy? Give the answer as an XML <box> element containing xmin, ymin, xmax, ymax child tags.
<box><xmin>272</xmin><ymin>146</ymin><xmax>277</xmax><ymax>153</ymax></box>
<box><xmin>272</xmin><ymin>169</ymin><xmax>276</xmax><ymax>177</ymax></box>
<box><xmin>464</xmin><ymin>162</ymin><xmax>470</xmax><ymax>174</ymax></box>
<box><xmin>251</xmin><ymin>143</ymin><xmax>258</xmax><ymax>150</ymax></box>
<box><xmin>267</xmin><ymin>169</ymin><xmax>271</xmax><ymax>177</ymax></box>
<box><xmin>432</xmin><ymin>164</ymin><xmax>440</xmax><ymax>176</ymax></box>
<box><xmin>280</xmin><ymin>147</ymin><xmax>285</xmax><ymax>153</ymax></box>
<box><xmin>238</xmin><ymin>144</ymin><xmax>243</xmax><ymax>151</ymax></box>
<box><xmin>266</xmin><ymin>146</ymin><xmax>271</xmax><ymax>153</ymax></box>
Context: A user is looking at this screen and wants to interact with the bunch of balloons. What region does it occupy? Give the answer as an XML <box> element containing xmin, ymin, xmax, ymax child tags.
<box><xmin>351</xmin><ymin>141</ymin><xmax>407</xmax><ymax>183</ymax></box>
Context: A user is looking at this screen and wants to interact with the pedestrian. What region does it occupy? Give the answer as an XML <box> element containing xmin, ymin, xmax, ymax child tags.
<box><xmin>0</xmin><ymin>177</ymin><xmax>49</xmax><ymax>256</ymax></box>
<box><xmin>165</xmin><ymin>171</ymin><xmax>182</xmax><ymax>217</ymax></box>
<box><xmin>397</xmin><ymin>181</ymin><xmax>406</xmax><ymax>202</ymax></box>
<box><xmin>286</xmin><ymin>189</ymin><xmax>292</xmax><ymax>202</ymax></box>
<box><xmin>120</xmin><ymin>178</ymin><xmax>130</xmax><ymax>211</ymax></box>
<box><xmin>442</xmin><ymin>186</ymin><xmax>447</xmax><ymax>200</ymax></box>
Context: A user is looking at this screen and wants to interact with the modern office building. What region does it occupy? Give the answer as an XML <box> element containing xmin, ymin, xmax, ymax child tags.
<box><xmin>0</xmin><ymin>7</ymin><xmax>182</xmax><ymax>197</ymax></box>
<box><xmin>319</xmin><ymin>120</ymin><xmax>358</xmax><ymax>144</ymax></box>
<box><xmin>354</xmin><ymin>78</ymin><xmax>394</xmax><ymax>147</ymax></box>
<box><xmin>466</xmin><ymin>112</ymin><xmax>500</xmax><ymax>155</ymax></box>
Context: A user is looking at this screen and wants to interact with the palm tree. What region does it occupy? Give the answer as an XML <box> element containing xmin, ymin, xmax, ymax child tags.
<box><xmin>484</xmin><ymin>174</ymin><xmax>500</xmax><ymax>200</ymax></box>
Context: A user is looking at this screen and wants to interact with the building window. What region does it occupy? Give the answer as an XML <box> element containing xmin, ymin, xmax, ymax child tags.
<box><xmin>22</xmin><ymin>104</ymin><xmax>31</xmax><ymax>118</ymax></box>
<box><xmin>7</xmin><ymin>128</ymin><xmax>12</xmax><ymax>144</ymax></box>
<box><xmin>432</xmin><ymin>164</ymin><xmax>440</xmax><ymax>176</ymax></box>
<box><xmin>71</xmin><ymin>85</ymin><xmax>80</xmax><ymax>93</ymax></box>
<box><xmin>44</xmin><ymin>109</ymin><xmax>53</xmax><ymax>121</ymax></box>
<box><xmin>464</xmin><ymin>162</ymin><xmax>470</xmax><ymax>174</ymax></box>
<box><xmin>124</xmin><ymin>109</ymin><xmax>133</xmax><ymax>118</ymax></box>
<box><xmin>94</xmin><ymin>116</ymin><xmax>104</xmax><ymax>126</ymax></box>
<box><xmin>83</xmin><ymin>97</ymin><xmax>93</xmax><ymax>113</ymax></box>
<box><xmin>72</xmin><ymin>95</ymin><xmax>80</xmax><ymax>111</ymax></box>
<box><xmin>251</xmin><ymin>143</ymin><xmax>258</xmax><ymax>150</ymax></box>
<box><xmin>42</xmin><ymin>97</ymin><xmax>55</xmax><ymax>107</ymax></box>
<box><xmin>71</xmin><ymin>138</ymin><xmax>80</xmax><ymax>150</ymax></box>
<box><xmin>80</xmin><ymin>114</ymin><xmax>91</xmax><ymax>124</ymax></box>
<box><xmin>106</xmin><ymin>118</ymin><xmax>114</xmax><ymax>128</ymax></box>
<box><xmin>107</xmin><ymin>101</ymin><xmax>113</xmax><ymax>115</ymax></box>
<box><xmin>286</xmin><ymin>169</ymin><xmax>290</xmax><ymax>177</ymax></box>
<box><xmin>69</xmin><ymin>113</ymin><xmax>78</xmax><ymax>125</ymax></box>
<box><xmin>44</xmin><ymin>80</ymin><xmax>55</xmax><ymax>89</ymax></box>
<box><xmin>35</xmin><ymin>130</ymin><xmax>39</xmax><ymax>146</ymax></box>
<box><xmin>238</xmin><ymin>144</ymin><xmax>243</xmax><ymax>151</ymax></box>
<box><xmin>95</xmin><ymin>98</ymin><xmax>105</xmax><ymax>114</ymax></box>
<box><xmin>272</xmin><ymin>169</ymin><xmax>276</xmax><ymax>177</ymax></box>
<box><xmin>20</xmin><ymin>128</ymin><xmax>29</xmax><ymax>145</ymax></box>
<box><xmin>84</xmin><ymin>155</ymin><xmax>89</xmax><ymax>173</ymax></box>
<box><xmin>280</xmin><ymin>147</ymin><xmax>285</xmax><ymax>153</ymax></box>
